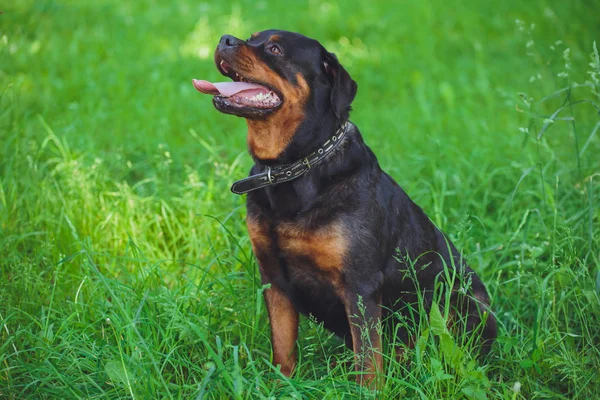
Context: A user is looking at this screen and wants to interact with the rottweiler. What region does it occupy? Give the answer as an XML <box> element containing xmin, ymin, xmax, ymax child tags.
<box><xmin>192</xmin><ymin>30</ymin><xmax>497</xmax><ymax>385</ymax></box>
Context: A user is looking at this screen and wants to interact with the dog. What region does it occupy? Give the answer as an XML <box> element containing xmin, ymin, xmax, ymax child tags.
<box><xmin>193</xmin><ymin>30</ymin><xmax>497</xmax><ymax>385</ymax></box>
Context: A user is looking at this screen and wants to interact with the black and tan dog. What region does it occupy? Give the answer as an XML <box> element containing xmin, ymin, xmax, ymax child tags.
<box><xmin>193</xmin><ymin>30</ymin><xmax>497</xmax><ymax>384</ymax></box>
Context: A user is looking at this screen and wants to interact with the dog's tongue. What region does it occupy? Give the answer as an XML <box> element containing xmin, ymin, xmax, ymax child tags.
<box><xmin>192</xmin><ymin>79</ymin><xmax>267</xmax><ymax>97</ymax></box>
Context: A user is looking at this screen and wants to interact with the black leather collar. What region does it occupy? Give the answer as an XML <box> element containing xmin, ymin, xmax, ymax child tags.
<box><xmin>231</xmin><ymin>121</ymin><xmax>351</xmax><ymax>195</ymax></box>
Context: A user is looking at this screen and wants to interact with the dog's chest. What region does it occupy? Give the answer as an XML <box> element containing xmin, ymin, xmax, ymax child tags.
<box><xmin>247</xmin><ymin>217</ymin><xmax>348</xmax><ymax>289</ymax></box>
<box><xmin>275</xmin><ymin>221</ymin><xmax>347</xmax><ymax>274</ymax></box>
<box><xmin>273</xmin><ymin>220</ymin><xmax>349</xmax><ymax>317</ymax></box>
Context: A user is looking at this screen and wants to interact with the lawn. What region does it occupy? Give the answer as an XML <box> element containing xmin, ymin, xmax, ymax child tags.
<box><xmin>1</xmin><ymin>0</ymin><xmax>599</xmax><ymax>398</ymax></box>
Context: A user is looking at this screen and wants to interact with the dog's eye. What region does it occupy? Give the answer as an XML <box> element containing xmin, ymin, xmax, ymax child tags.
<box><xmin>267</xmin><ymin>44</ymin><xmax>283</xmax><ymax>56</ymax></box>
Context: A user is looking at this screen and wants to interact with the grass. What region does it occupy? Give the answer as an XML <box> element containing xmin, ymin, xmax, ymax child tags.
<box><xmin>1</xmin><ymin>0</ymin><xmax>599</xmax><ymax>398</ymax></box>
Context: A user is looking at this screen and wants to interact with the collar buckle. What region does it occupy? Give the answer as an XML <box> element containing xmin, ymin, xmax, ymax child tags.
<box><xmin>302</xmin><ymin>157</ymin><xmax>312</xmax><ymax>170</ymax></box>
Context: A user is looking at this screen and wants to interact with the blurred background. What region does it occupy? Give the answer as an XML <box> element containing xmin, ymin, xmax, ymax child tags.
<box><xmin>1</xmin><ymin>0</ymin><xmax>599</xmax><ymax>398</ymax></box>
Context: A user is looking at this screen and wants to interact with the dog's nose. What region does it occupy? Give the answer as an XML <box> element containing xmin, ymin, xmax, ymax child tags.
<box><xmin>219</xmin><ymin>34</ymin><xmax>241</xmax><ymax>49</ymax></box>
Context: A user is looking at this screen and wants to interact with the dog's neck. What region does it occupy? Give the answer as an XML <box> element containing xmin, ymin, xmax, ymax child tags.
<box><xmin>246</xmin><ymin>122</ymin><xmax>371</xmax><ymax>219</ymax></box>
<box><xmin>248</xmin><ymin>113</ymin><xmax>342</xmax><ymax>167</ymax></box>
<box><xmin>230</xmin><ymin>121</ymin><xmax>350</xmax><ymax>195</ymax></box>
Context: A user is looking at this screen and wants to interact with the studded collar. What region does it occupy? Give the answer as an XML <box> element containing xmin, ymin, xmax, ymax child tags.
<box><xmin>231</xmin><ymin>121</ymin><xmax>351</xmax><ymax>195</ymax></box>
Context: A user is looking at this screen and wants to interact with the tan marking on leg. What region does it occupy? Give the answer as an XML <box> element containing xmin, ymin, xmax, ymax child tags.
<box><xmin>264</xmin><ymin>284</ymin><xmax>299</xmax><ymax>376</ymax></box>
<box><xmin>343</xmin><ymin>292</ymin><xmax>384</xmax><ymax>388</ymax></box>
<box><xmin>246</xmin><ymin>216</ymin><xmax>299</xmax><ymax>375</ymax></box>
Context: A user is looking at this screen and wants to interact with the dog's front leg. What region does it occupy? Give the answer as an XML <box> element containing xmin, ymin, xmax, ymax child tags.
<box><xmin>247</xmin><ymin>217</ymin><xmax>299</xmax><ymax>376</ymax></box>
<box><xmin>343</xmin><ymin>290</ymin><xmax>383</xmax><ymax>387</ymax></box>
<box><xmin>263</xmin><ymin>282</ymin><xmax>299</xmax><ymax>377</ymax></box>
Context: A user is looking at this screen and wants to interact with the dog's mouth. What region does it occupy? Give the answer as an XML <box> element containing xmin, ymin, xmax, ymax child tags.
<box><xmin>193</xmin><ymin>59</ymin><xmax>282</xmax><ymax>116</ymax></box>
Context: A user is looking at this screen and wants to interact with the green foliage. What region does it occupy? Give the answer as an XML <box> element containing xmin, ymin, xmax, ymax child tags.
<box><xmin>1</xmin><ymin>0</ymin><xmax>599</xmax><ymax>398</ymax></box>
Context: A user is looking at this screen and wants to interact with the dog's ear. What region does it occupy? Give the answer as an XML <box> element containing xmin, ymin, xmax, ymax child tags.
<box><xmin>323</xmin><ymin>52</ymin><xmax>357</xmax><ymax>121</ymax></box>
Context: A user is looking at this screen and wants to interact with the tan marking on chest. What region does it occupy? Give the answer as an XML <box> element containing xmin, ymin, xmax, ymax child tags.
<box><xmin>276</xmin><ymin>222</ymin><xmax>348</xmax><ymax>272</ymax></box>
<box><xmin>246</xmin><ymin>217</ymin><xmax>271</xmax><ymax>256</ymax></box>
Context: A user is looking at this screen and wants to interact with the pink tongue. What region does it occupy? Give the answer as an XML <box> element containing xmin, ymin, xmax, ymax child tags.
<box><xmin>192</xmin><ymin>79</ymin><xmax>268</xmax><ymax>97</ymax></box>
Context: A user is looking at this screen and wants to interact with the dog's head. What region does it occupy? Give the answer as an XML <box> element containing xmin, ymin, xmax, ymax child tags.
<box><xmin>193</xmin><ymin>30</ymin><xmax>357</xmax><ymax>161</ymax></box>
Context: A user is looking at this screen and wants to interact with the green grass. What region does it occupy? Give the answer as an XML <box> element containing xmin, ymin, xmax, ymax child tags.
<box><xmin>1</xmin><ymin>0</ymin><xmax>599</xmax><ymax>398</ymax></box>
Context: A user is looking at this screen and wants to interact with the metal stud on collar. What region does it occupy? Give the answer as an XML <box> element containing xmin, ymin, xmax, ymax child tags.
<box><xmin>303</xmin><ymin>157</ymin><xmax>311</xmax><ymax>169</ymax></box>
